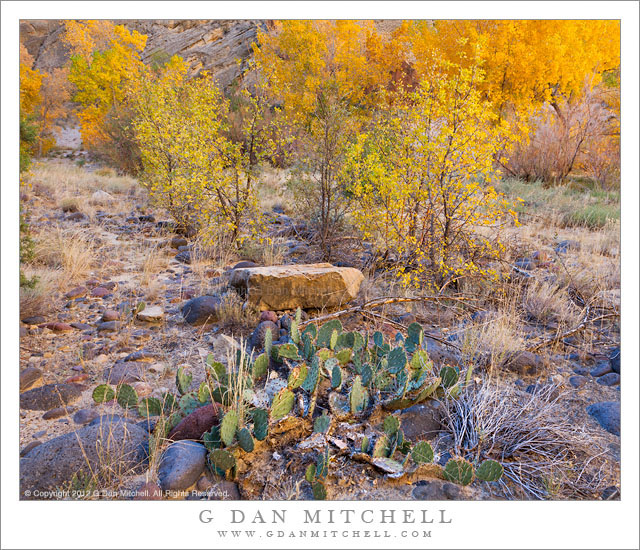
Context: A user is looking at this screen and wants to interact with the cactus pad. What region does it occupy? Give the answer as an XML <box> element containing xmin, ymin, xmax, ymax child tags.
<box><xmin>440</xmin><ymin>366</ymin><xmax>459</xmax><ymax>388</ymax></box>
<box><xmin>476</xmin><ymin>459</ymin><xmax>503</xmax><ymax>482</ymax></box>
<box><xmin>305</xmin><ymin>464</ymin><xmax>316</xmax><ymax>483</ymax></box>
<box><xmin>92</xmin><ymin>384</ymin><xmax>115</xmax><ymax>404</ymax></box>
<box><xmin>236</xmin><ymin>427</ymin><xmax>255</xmax><ymax>452</ymax></box>
<box><xmin>220</xmin><ymin>410</ymin><xmax>239</xmax><ymax>447</ymax></box>
<box><xmin>411</xmin><ymin>441</ymin><xmax>434</xmax><ymax>463</ymax></box>
<box><xmin>330</xmin><ymin>365</ymin><xmax>343</xmax><ymax>389</ymax></box>
<box><xmin>383</xmin><ymin>415</ymin><xmax>400</xmax><ymax>436</ymax></box>
<box><xmin>270</xmin><ymin>388</ymin><xmax>295</xmax><ymax>420</ymax></box>
<box><xmin>116</xmin><ymin>384</ymin><xmax>138</xmax><ymax>409</ymax></box>
<box><xmin>387</xmin><ymin>347</ymin><xmax>407</xmax><ymax>374</ymax></box>
<box><xmin>252</xmin><ymin>408</ymin><xmax>268</xmax><ymax>441</ymax></box>
<box><xmin>287</xmin><ymin>363</ymin><xmax>308</xmax><ymax>390</ymax></box>
<box><xmin>252</xmin><ymin>353</ymin><xmax>269</xmax><ymax>380</ymax></box>
<box><xmin>312</xmin><ymin>481</ymin><xmax>327</xmax><ymax>500</ymax></box>
<box><xmin>137</xmin><ymin>397</ymin><xmax>162</xmax><ymax>417</ymax></box>
<box><xmin>313</xmin><ymin>414</ymin><xmax>331</xmax><ymax>434</ymax></box>
<box><xmin>349</xmin><ymin>375</ymin><xmax>368</xmax><ymax>414</ymax></box>
<box><xmin>317</xmin><ymin>319</ymin><xmax>342</xmax><ymax>347</ymax></box>
<box><xmin>210</xmin><ymin>449</ymin><xmax>236</xmax><ymax>471</ymax></box>
<box><xmin>443</xmin><ymin>458</ymin><xmax>474</xmax><ymax>485</ymax></box>
<box><xmin>203</xmin><ymin>425</ymin><xmax>222</xmax><ymax>450</ymax></box>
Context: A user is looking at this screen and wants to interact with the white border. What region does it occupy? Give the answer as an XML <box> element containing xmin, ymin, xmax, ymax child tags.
<box><xmin>2</xmin><ymin>3</ymin><xmax>638</xmax><ymax>549</ymax></box>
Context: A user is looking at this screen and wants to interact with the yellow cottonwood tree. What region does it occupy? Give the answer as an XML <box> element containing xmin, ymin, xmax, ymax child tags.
<box><xmin>342</xmin><ymin>60</ymin><xmax>518</xmax><ymax>288</ymax></box>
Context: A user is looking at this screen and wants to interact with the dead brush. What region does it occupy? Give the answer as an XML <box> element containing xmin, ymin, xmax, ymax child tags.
<box><xmin>441</xmin><ymin>382</ymin><xmax>613</xmax><ymax>500</ymax></box>
<box><xmin>32</xmin><ymin>227</ymin><xmax>95</xmax><ymax>282</ymax></box>
<box><xmin>522</xmin><ymin>279</ymin><xmax>582</xmax><ymax>326</ymax></box>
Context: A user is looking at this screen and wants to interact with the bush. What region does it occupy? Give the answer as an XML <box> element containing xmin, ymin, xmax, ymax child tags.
<box><xmin>342</xmin><ymin>62</ymin><xmax>517</xmax><ymax>288</ymax></box>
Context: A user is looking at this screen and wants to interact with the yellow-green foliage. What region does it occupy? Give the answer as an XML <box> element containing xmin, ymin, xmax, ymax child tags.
<box><xmin>342</xmin><ymin>59</ymin><xmax>519</xmax><ymax>288</ymax></box>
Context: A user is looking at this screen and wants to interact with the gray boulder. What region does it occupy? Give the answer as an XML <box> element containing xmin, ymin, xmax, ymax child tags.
<box><xmin>181</xmin><ymin>296</ymin><xmax>222</xmax><ymax>326</ymax></box>
<box><xmin>586</xmin><ymin>401</ymin><xmax>620</xmax><ymax>436</ymax></box>
<box><xmin>157</xmin><ymin>440</ymin><xmax>207</xmax><ymax>492</ymax></box>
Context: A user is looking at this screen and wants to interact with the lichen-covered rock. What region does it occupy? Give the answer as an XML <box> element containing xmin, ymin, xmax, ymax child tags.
<box><xmin>20</xmin><ymin>419</ymin><xmax>148</xmax><ymax>498</ymax></box>
<box><xmin>229</xmin><ymin>263</ymin><xmax>364</xmax><ymax>311</ymax></box>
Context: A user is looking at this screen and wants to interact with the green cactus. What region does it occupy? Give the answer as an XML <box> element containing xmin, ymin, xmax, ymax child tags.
<box><xmin>162</xmin><ymin>392</ymin><xmax>178</xmax><ymax>414</ymax></box>
<box><xmin>383</xmin><ymin>415</ymin><xmax>400</xmax><ymax>436</ymax></box>
<box><xmin>443</xmin><ymin>458</ymin><xmax>475</xmax><ymax>486</ymax></box>
<box><xmin>220</xmin><ymin>410</ymin><xmax>239</xmax><ymax>447</ymax></box>
<box><xmin>274</xmin><ymin>343</ymin><xmax>300</xmax><ymax>361</ymax></box>
<box><xmin>197</xmin><ymin>381</ymin><xmax>210</xmax><ymax>403</ymax></box>
<box><xmin>313</xmin><ymin>414</ymin><xmax>331</xmax><ymax>434</ymax></box>
<box><xmin>178</xmin><ymin>393</ymin><xmax>201</xmax><ymax>415</ymax></box>
<box><xmin>372</xmin><ymin>457</ymin><xmax>404</xmax><ymax>476</ymax></box>
<box><xmin>305</xmin><ymin>464</ymin><xmax>316</xmax><ymax>483</ymax></box>
<box><xmin>302</xmin><ymin>332</ymin><xmax>314</xmax><ymax>360</ymax></box>
<box><xmin>317</xmin><ymin>319</ymin><xmax>342</xmax><ymax>348</ymax></box>
<box><xmin>290</xmin><ymin>321</ymin><xmax>300</xmax><ymax>345</ymax></box>
<box><xmin>315</xmin><ymin>446</ymin><xmax>330</xmax><ymax>478</ymax></box>
<box><xmin>387</xmin><ymin>347</ymin><xmax>407</xmax><ymax>374</ymax></box>
<box><xmin>329</xmin><ymin>329</ymin><xmax>339</xmax><ymax>350</ymax></box>
<box><xmin>252</xmin><ymin>408</ymin><xmax>268</xmax><ymax>441</ymax></box>
<box><xmin>137</xmin><ymin>397</ymin><xmax>162</xmax><ymax>417</ymax></box>
<box><xmin>116</xmin><ymin>384</ymin><xmax>138</xmax><ymax>409</ymax></box>
<box><xmin>252</xmin><ymin>353</ymin><xmax>269</xmax><ymax>380</ymax></box>
<box><xmin>349</xmin><ymin>375</ymin><xmax>368</xmax><ymax>414</ymax></box>
<box><xmin>270</xmin><ymin>388</ymin><xmax>295</xmax><ymax>420</ymax></box>
<box><xmin>361</xmin><ymin>436</ymin><xmax>370</xmax><ymax>453</ymax></box>
<box><xmin>330</xmin><ymin>365</ymin><xmax>343</xmax><ymax>390</ymax></box>
<box><xmin>440</xmin><ymin>366</ymin><xmax>459</xmax><ymax>388</ymax></box>
<box><xmin>287</xmin><ymin>363</ymin><xmax>308</xmax><ymax>390</ymax></box>
<box><xmin>176</xmin><ymin>366</ymin><xmax>193</xmax><ymax>396</ymax></box>
<box><xmin>372</xmin><ymin>434</ymin><xmax>390</xmax><ymax>458</ymax></box>
<box><xmin>203</xmin><ymin>425</ymin><xmax>222</xmax><ymax>450</ymax></box>
<box><xmin>312</xmin><ymin>481</ymin><xmax>327</xmax><ymax>500</ymax></box>
<box><xmin>475</xmin><ymin>459</ymin><xmax>503</xmax><ymax>482</ymax></box>
<box><xmin>210</xmin><ymin>449</ymin><xmax>236</xmax><ymax>471</ymax></box>
<box><xmin>237</xmin><ymin>427</ymin><xmax>255</xmax><ymax>452</ymax></box>
<box><xmin>264</xmin><ymin>326</ymin><xmax>273</xmax><ymax>357</ymax></box>
<box><xmin>302</xmin><ymin>323</ymin><xmax>317</xmax><ymax>340</ymax></box>
<box><xmin>335</xmin><ymin>331</ymin><xmax>355</xmax><ymax>350</ymax></box>
<box><xmin>301</xmin><ymin>356</ymin><xmax>319</xmax><ymax>392</ymax></box>
<box><xmin>295</xmin><ymin>307</ymin><xmax>302</xmax><ymax>324</ymax></box>
<box><xmin>411</xmin><ymin>441</ymin><xmax>434</xmax><ymax>464</ymax></box>
<box><xmin>373</xmin><ymin>331</ymin><xmax>384</xmax><ymax>348</ymax></box>
<box><xmin>92</xmin><ymin>384</ymin><xmax>115</xmax><ymax>404</ymax></box>
<box><xmin>335</xmin><ymin>348</ymin><xmax>352</xmax><ymax>365</ymax></box>
<box><xmin>361</xmin><ymin>364</ymin><xmax>374</xmax><ymax>386</ymax></box>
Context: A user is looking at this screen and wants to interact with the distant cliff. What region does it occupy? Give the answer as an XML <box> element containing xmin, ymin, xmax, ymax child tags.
<box><xmin>19</xmin><ymin>19</ymin><xmax>268</xmax><ymax>89</ymax></box>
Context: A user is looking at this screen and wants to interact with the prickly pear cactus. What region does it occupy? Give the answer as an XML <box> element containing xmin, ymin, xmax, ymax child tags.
<box><xmin>252</xmin><ymin>353</ymin><xmax>269</xmax><ymax>380</ymax></box>
<box><xmin>270</xmin><ymin>388</ymin><xmax>295</xmax><ymax>420</ymax></box>
<box><xmin>252</xmin><ymin>408</ymin><xmax>268</xmax><ymax>441</ymax></box>
<box><xmin>443</xmin><ymin>458</ymin><xmax>474</xmax><ymax>486</ymax></box>
<box><xmin>330</xmin><ymin>365</ymin><xmax>343</xmax><ymax>390</ymax></box>
<box><xmin>411</xmin><ymin>441</ymin><xmax>434</xmax><ymax>464</ymax></box>
<box><xmin>264</xmin><ymin>326</ymin><xmax>273</xmax><ymax>357</ymax></box>
<box><xmin>317</xmin><ymin>319</ymin><xmax>342</xmax><ymax>348</ymax></box>
<box><xmin>137</xmin><ymin>397</ymin><xmax>162</xmax><ymax>417</ymax></box>
<box><xmin>305</xmin><ymin>464</ymin><xmax>316</xmax><ymax>483</ymax></box>
<box><xmin>210</xmin><ymin>449</ymin><xmax>235</xmax><ymax>471</ymax></box>
<box><xmin>116</xmin><ymin>384</ymin><xmax>138</xmax><ymax>409</ymax></box>
<box><xmin>203</xmin><ymin>425</ymin><xmax>222</xmax><ymax>450</ymax></box>
<box><xmin>301</xmin><ymin>356</ymin><xmax>319</xmax><ymax>392</ymax></box>
<box><xmin>387</xmin><ymin>347</ymin><xmax>407</xmax><ymax>374</ymax></box>
<box><xmin>475</xmin><ymin>459</ymin><xmax>503</xmax><ymax>482</ymax></box>
<box><xmin>236</xmin><ymin>427</ymin><xmax>255</xmax><ymax>452</ymax></box>
<box><xmin>92</xmin><ymin>384</ymin><xmax>115</xmax><ymax>404</ymax></box>
<box><xmin>312</xmin><ymin>481</ymin><xmax>327</xmax><ymax>500</ymax></box>
<box><xmin>220</xmin><ymin>410</ymin><xmax>239</xmax><ymax>447</ymax></box>
<box><xmin>176</xmin><ymin>366</ymin><xmax>193</xmax><ymax>396</ymax></box>
<box><xmin>372</xmin><ymin>434</ymin><xmax>391</xmax><ymax>458</ymax></box>
<box><xmin>440</xmin><ymin>366</ymin><xmax>459</xmax><ymax>388</ymax></box>
<box><xmin>313</xmin><ymin>414</ymin><xmax>331</xmax><ymax>434</ymax></box>
<box><xmin>287</xmin><ymin>363</ymin><xmax>308</xmax><ymax>390</ymax></box>
<box><xmin>349</xmin><ymin>375</ymin><xmax>368</xmax><ymax>414</ymax></box>
<box><xmin>383</xmin><ymin>415</ymin><xmax>400</xmax><ymax>436</ymax></box>
<box><xmin>274</xmin><ymin>343</ymin><xmax>300</xmax><ymax>361</ymax></box>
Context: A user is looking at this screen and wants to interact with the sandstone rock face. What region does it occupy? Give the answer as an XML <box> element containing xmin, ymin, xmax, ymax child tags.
<box><xmin>230</xmin><ymin>263</ymin><xmax>364</xmax><ymax>311</ymax></box>
<box><xmin>20</xmin><ymin>20</ymin><xmax>267</xmax><ymax>90</ymax></box>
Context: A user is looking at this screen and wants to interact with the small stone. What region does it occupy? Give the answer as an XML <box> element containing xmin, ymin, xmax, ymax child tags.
<box><xmin>134</xmin><ymin>481</ymin><xmax>163</xmax><ymax>500</ymax></box>
<box><xmin>91</xmin><ymin>190</ymin><xmax>114</xmax><ymax>203</ymax></box>
<box><xmin>137</xmin><ymin>305</ymin><xmax>164</xmax><ymax>322</ymax></box>
<box><xmin>124</xmin><ymin>350</ymin><xmax>156</xmax><ymax>362</ymax></box>
<box><xmin>20</xmin><ymin>367</ymin><xmax>43</xmax><ymax>392</ymax></box>
<box><xmin>21</xmin><ymin>315</ymin><xmax>46</xmax><ymax>325</ymax></box>
<box><xmin>590</xmin><ymin>362</ymin><xmax>612</xmax><ymax>377</ymax></box>
<box><xmin>42</xmin><ymin>406</ymin><xmax>76</xmax><ymax>420</ymax></box>
<box><xmin>73</xmin><ymin>408</ymin><xmax>100</xmax><ymax>425</ymax></box>
<box><xmin>181</xmin><ymin>296</ymin><xmax>222</xmax><ymax>325</ymax></box>
<box><xmin>571</xmin><ymin>364</ymin><xmax>590</xmax><ymax>376</ymax></box>
<box><xmin>67</xmin><ymin>212</ymin><xmax>86</xmax><ymax>221</ymax></box>
<box><xmin>70</xmin><ymin>322</ymin><xmax>92</xmax><ymax>330</ymax></box>
<box><xmin>412</xmin><ymin>479</ymin><xmax>467</xmax><ymax>500</ymax></box>
<box><xmin>586</xmin><ymin>401</ymin><xmax>620</xmax><ymax>436</ymax></box>
<box><xmin>65</xmin><ymin>374</ymin><xmax>89</xmax><ymax>384</ymax></box>
<box><xmin>20</xmin><ymin>383</ymin><xmax>84</xmax><ymax>411</ymax></box>
<box><xmin>139</xmin><ymin>214</ymin><xmax>155</xmax><ymax>223</ymax></box>
<box><xmin>175</xmin><ymin>251</ymin><xmax>191</xmax><ymax>264</ymax></box>
<box><xmin>569</xmin><ymin>375</ymin><xmax>588</xmax><ymax>388</ymax></box>
<box><xmin>20</xmin><ymin>441</ymin><xmax>42</xmax><ymax>457</ymax></box>
<box><xmin>170</xmin><ymin>236</ymin><xmax>188</xmax><ymax>249</ymax></box>
<box><xmin>85</xmin><ymin>278</ymin><xmax>101</xmax><ymax>288</ymax></box>
<box><xmin>33</xmin><ymin>430</ymin><xmax>47</xmax><ymax>439</ymax></box>
<box><xmin>259</xmin><ymin>310</ymin><xmax>278</xmax><ymax>324</ymax></box>
<box><xmin>64</xmin><ymin>286</ymin><xmax>87</xmax><ymax>299</ymax></box>
<box><xmin>232</xmin><ymin>260</ymin><xmax>258</xmax><ymax>270</ymax></box>
<box><xmin>503</xmin><ymin>351</ymin><xmax>544</xmax><ymax>376</ymax></box>
<box><xmin>101</xmin><ymin>281</ymin><xmax>118</xmax><ymax>291</ymax></box>
<box><xmin>555</xmin><ymin>239</ymin><xmax>580</xmax><ymax>254</ymax></box>
<box><xmin>91</xmin><ymin>287</ymin><xmax>111</xmax><ymax>298</ymax></box>
<box><xmin>514</xmin><ymin>258</ymin><xmax>535</xmax><ymax>270</ymax></box>
<box><xmin>97</xmin><ymin>321</ymin><xmax>121</xmax><ymax>332</ymax></box>
<box><xmin>102</xmin><ymin>310</ymin><xmax>120</xmax><ymax>322</ymax></box>
<box><xmin>158</xmin><ymin>441</ymin><xmax>207</xmax><ymax>492</ymax></box>
<box><xmin>596</xmin><ymin>373</ymin><xmax>620</xmax><ymax>386</ymax></box>
<box><xmin>39</xmin><ymin>322</ymin><xmax>74</xmax><ymax>332</ymax></box>
<box><xmin>609</xmin><ymin>347</ymin><xmax>620</xmax><ymax>374</ymax></box>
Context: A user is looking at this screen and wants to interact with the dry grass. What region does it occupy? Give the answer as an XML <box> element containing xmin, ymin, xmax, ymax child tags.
<box><xmin>238</xmin><ymin>237</ymin><xmax>286</xmax><ymax>266</ymax></box>
<box><xmin>32</xmin><ymin>227</ymin><xmax>95</xmax><ymax>282</ymax></box>
<box><xmin>442</xmin><ymin>382</ymin><xmax>613</xmax><ymax>500</ymax></box>
<box><xmin>522</xmin><ymin>279</ymin><xmax>581</xmax><ymax>326</ymax></box>
<box><xmin>257</xmin><ymin>165</ymin><xmax>293</xmax><ymax>213</ymax></box>
<box><xmin>19</xmin><ymin>268</ymin><xmax>64</xmax><ymax>318</ymax></box>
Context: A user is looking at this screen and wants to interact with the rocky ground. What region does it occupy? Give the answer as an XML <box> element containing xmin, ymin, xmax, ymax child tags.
<box><xmin>19</xmin><ymin>157</ymin><xmax>621</xmax><ymax>501</ymax></box>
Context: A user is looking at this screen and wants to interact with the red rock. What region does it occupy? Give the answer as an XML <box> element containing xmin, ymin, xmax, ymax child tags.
<box><xmin>65</xmin><ymin>374</ymin><xmax>89</xmax><ymax>384</ymax></box>
<box><xmin>64</xmin><ymin>286</ymin><xmax>87</xmax><ymax>299</ymax></box>
<box><xmin>102</xmin><ymin>310</ymin><xmax>120</xmax><ymax>322</ymax></box>
<box><xmin>91</xmin><ymin>287</ymin><xmax>110</xmax><ymax>298</ymax></box>
<box><xmin>135</xmin><ymin>481</ymin><xmax>163</xmax><ymax>500</ymax></box>
<box><xmin>39</xmin><ymin>322</ymin><xmax>74</xmax><ymax>332</ymax></box>
<box><xmin>260</xmin><ymin>310</ymin><xmax>278</xmax><ymax>323</ymax></box>
<box><xmin>168</xmin><ymin>403</ymin><xmax>221</xmax><ymax>441</ymax></box>
<box><xmin>85</xmin><ymin>278</ymin><xmax>101</xmax><ymax>288</ymax></box>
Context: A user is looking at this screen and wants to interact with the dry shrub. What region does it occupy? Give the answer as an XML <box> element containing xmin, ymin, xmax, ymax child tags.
<box><xmin>442</xmin><ymin>382</ymin><xmax>613</xmax><ymax>500</ymax></box>
<box><xmin>20</xmin><ymin>268</ymin><xmax>63</xmax><ymax>318</ymax></box>
<box><xmin>506</xmin><ymin>86</ymin><xmax>617</xmax><ymax>186</ymax></box>
<box><xmin>33</xmin><ymin>227</ymin><xmax>95</xmax><ymax>281</ymax></box>
<box><xmin>522</xmin><ymin>279</ymin><xmax>581</xmax><ymax>326</ymax></box>
<box><xmin>217</xmin><ymin>291</ymin><xmax>258</xmax><ymax>330</ymax></box>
